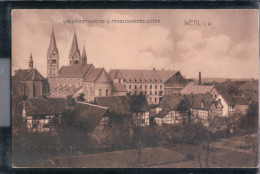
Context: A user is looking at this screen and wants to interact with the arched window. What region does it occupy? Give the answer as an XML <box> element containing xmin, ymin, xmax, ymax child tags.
<box><xmin>99</xmin><ymin>89</ymin><xmax>102</xmax><ymax>96</ymax></box>
<box><xmin>106</xmin><ymin>89</ymin><xmax>109</xmax><ymax>96</ymax></box>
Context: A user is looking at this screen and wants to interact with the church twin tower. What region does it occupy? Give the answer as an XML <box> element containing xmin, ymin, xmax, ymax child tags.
<box><xmin>47</xmin><ymin>28</ymin><xmax>87</xmax><ymax>78</ymax></box>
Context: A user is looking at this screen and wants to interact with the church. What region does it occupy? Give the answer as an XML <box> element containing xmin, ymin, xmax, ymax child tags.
<box><xmin>47</xmin><ymin>28</ymin><xmax>123</xmax><ymax>101</ymax></box>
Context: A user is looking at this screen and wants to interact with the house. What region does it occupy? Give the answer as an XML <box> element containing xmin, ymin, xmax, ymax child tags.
<box><xmin>154</xmin><ymin>94</ymin><xmax>190</xmax><ymax>125</ymax></box>
<box><xmin>12</xmin><ymin>53</ymin><xmax>49</xmax><ymax>98</ymax></box>
<box><xmin>232</xmin><ymin>96</ymin><xmax>251</xmax><ymax>115</ymax></box>
<box><xmin>23</xmin><ymin>98</ymin><xmax>67</xmax><ymax>132</ymax></box>
<box><xmin>185</xmin><ymin>94</ymin><xmax>223</xmax><ymax>126</ymax></box>
<box><xmin>73</xmin><ymin>102</ymin><xmax>109</xmax><ymax>132</ymax></box>
<box><xmin>216</xmin><ymin>93</ymin><xmax>235</xmax><ymax>117</ymax></box>
<box><xmin>108</xmin><ymin>69</ymin><xmax>186</xmax><ymax>104</ymax></box>
<box><xmin>181</xmin><ymin>82</ymin><xmax>219</xmax><ymax>99</ymax></box>
<box><xmin>164</xmin><ymin>71</ymin><xmax>193</xmax><ymax>95</ymax></box>
<box><xmin>95</xmin><ymin>95</ymin><xmax>150</xmax><ymax>126</ymax></box>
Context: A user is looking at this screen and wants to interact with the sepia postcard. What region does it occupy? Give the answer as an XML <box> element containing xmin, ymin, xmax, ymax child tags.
<box><xmin>11</xmin><ymin>9</ymin><xmax>259</xmax><ymax>168</ymax></box>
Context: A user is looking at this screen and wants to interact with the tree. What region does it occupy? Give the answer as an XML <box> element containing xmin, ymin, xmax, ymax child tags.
<box><xmin>240</xmin><ymin>101</ymin><xmax>258</xmax><ymax>133</ymax></box>
<box><xmin>77</xmin><ymin>93</ymin><xmax>85</xmax><ymax>102</ymax></box>
<box><xmin>129</xmin><ymin>94</ymin><xmax>148</xmax><ymax>112</ymax></box>
<box><xmin>177</xmin><ymin>99</ymin><xmax>191</xmax><ymax>123</ymax></box>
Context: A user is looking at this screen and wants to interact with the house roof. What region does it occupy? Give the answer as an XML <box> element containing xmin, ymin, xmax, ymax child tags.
<box><xmin>218</xmin><ymin>93</ymin><xmax>234</xmax><ymax>106</ymax></box>
<box><xmin>13</xmin><ymin>69</ymin><xmax>45</xmax><ymax>81</ymax></box>
<box><xmin>95</xmin><ymin>96</ymin><xmax>131</xmax><ymax>116</ymax></box>
<box><xmin>59</xmin><ymin>64</ymin><xmax>93</xmax><ymax>78</ymax></box>
<box><xmin>164</xmin><ymin>72</ymin><xmax>192</xmax><ymax>88</ymax></box>
<box><xmin>185</xmin><ymin>94</ymin><xmax>218</xmax><ymax>110</ymax></box>
<box><xmin>181</xmin><ymin>82</ymin><xmax>214</xmax><ymax>95</ymax></box>
<box><xmin>232</xmin><ymin>96</ymin><xmax>250</xmax><ymax>105</ymax></box>
<box><xmin>84</xmin><ymin>68</ymin><xmax>112</xmax><ymax>83</ymax></box>
<box><xmin>112</xmin><ymin>83</ymin><xmax>128</xmax><ymax>92</ymax></box>
<box><xmin>159</xmin><ymin>94</ymin><xmax>188</xmax><ymax>110</ymax></box>
<box><xmin>108</xmin><ymin>69</ymin><xmax>177</xmax><ymax>83</ymax></box>
<box><xmin>73</xmin><ymin>102</ymin><xmax>108</xmax><ymax>131</ymax></box>
<box><xmin>25</xmin><ymin>98</ymin><xmax>67</xmax><ymax>115</ymax></box>
<box><xmin>241</xmin><ymin>91</ymin><xmax>258</xmax><ymax>101</ymax></box>
<box><xmin>239</xmin><ymin>80</ymin><xmax>258</xmax><ymax>92</ymax></box>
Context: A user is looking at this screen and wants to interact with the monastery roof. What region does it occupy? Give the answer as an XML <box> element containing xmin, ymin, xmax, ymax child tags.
<box><xmin>181</xmin><ymin>82</ymin><xmax>214</xmax><ymax>95</ymax></box>
<box><xmin>73</xmin><ymin>102</ymin><xmax>108</xmax><ymax>131</ymax></box>
<box><xmin>108</xmin><ymin>69</ymin><xmax>177</xmax><ymax>83</ymax></box>
<box><xmin>112</xmin><ymin>83</ymin><xmax>128</xmax><ymax>92</ymax></box>
<box><xmin>95</xmin><ymin>96</ymin><xmax>131</xmax><ymax>116</ymax></box>
<box><xmin>25</xmin><ymin>98</ymin><xmax>67</xmax><ymax>115</ymax></box>
<box><xmin>13</xmin><ymin>69</ymin><xmax>45</xmax><ymax>81</ymax></box>
<box><xmin>59</xmin><ymin>64</ymin><xmax>93</xmax><ymax>78</ymax></box>
<box><xmin>84</xmin><ymin>68</ymin><xmax>112</xmax><ymax>82</ymax></box>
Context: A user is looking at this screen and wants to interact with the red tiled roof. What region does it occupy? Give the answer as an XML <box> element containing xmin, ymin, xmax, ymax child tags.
<box><xmin>59</xmin><ymin>64</ymin><xmax>93</xmax><ymax>78</ymax></box>
<box><xmin>108</xmin><ymin>69</ymin><xmax>177</xmax><ymax>83</ymax></box>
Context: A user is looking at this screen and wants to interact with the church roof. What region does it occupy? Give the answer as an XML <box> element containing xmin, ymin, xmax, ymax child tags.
<box><xmin>69</xmin><ymin>31</ymin><xmax>80</xmax><ymax>60</ymax></box>
<box><xmin>84</xmin><ymin>68</ymin><xmax>112</xmax><ymax>82</ymax></box>
<box><xmin>13</xmin><ymin>69</ymin><xmax>45</xmax><ymax>81</ymax></box>
<box><xmin>82</xmin><ymin>44</ymin><xmax>87</xmax><ymax>65</ymax></box>
<box><xmin>47</xmin><ymin>28</ymin><xmax>58</xmax><ymax>57</ymax></box>
<box><xmin>59</xmin><ymin>64</ymin><xmax>93</xmax><ymax>78</ymax></box>
<box><xmin>108</xmin><ymin>69</ymin><xmax>177</xmax><ymax>83</ymax></box>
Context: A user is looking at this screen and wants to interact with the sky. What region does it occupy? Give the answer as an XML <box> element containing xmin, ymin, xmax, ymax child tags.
<box><xmin>12</xmin><ymin>9</ymin><xmax>259</xmax><ymax>79</ymax></box>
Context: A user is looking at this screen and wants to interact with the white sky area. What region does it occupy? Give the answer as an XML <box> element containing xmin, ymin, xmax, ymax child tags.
<box><xmin>12</xmin><ymin>9</ymin><xmax>259</xmax><ymax>79</ymax></box>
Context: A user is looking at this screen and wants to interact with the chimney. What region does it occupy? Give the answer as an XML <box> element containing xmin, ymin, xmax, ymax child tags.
<box><xmin>199</xmin><ymin>72</ymin><xmax>201</xmax><ymax>85</ymax></box>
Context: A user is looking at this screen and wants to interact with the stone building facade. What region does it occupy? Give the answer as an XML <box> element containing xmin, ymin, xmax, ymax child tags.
<box><xmin>47</xmin><ymin>29</ymin><xmax>113</xmax><ymax>101</ymax></box>
<box><xmin>12</xmin><ymin>53</ymin><xmax>49</xmax><ymax>98</ymax></box>
<box><xmin>108</xmin><ymin>69</ymin><xmax>186</xmax><ymax>105</ymax></box>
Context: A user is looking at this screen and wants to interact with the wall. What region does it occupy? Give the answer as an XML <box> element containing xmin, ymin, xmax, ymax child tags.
<box><xmin>216</xmin><ymin>95</ymin><xmax>229</xmax><ymax>117</ymax></box>
<box><xmin>133</xmin><ymin>112</ymin><xmax>150</xmax><ymax>126</ymax></box>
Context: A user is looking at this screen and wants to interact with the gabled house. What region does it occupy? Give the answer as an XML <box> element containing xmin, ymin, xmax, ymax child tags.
<box><xmin>73</xmin><ymin>102</ymin><xmax>109</xmax><ymax>132</ymax></box>
<box><xmin>185</xmin><ymin>94</ymin><xmax>223</xmax><ymax>126</ymax></box>
<box><xmin>95</xmin><ymin>95</ymin><xmax>150</xmax><ymax>126</ymax></box>
<box><xmin>181</xmin><ymin>82</ymin><xmax>219</xmax><ymax>99</ymax></box>
<box><xmin>232</xmin><ymin>96</ymin><xmax>252</xmax><ymax>115</ymax></box>
<box><xmin>216</xmin><ymin>93</ymin><xmax>235</xmax><ymax>117</ymax></box>
<box><xmin>154</xmin><ymin>94</ymin><xmax>190</xmax><ymax>125</ymax></box>
<box><xmin>23</xmin><ymin>98</ymin><xmax>67</xmax><ymax>132</ymax></box>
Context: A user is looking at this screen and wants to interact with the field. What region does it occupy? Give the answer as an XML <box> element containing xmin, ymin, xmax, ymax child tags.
<box><xmin>37</xmin><ymin>134</ymin><xmax>258</xmax><ymax>168</ymax></box>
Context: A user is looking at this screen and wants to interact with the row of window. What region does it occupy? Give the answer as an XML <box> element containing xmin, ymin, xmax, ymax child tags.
<box><xmin>130</xmin><ymin>90</ymin><xmax>163</xmax><ymax>96</ymax></box>
<box><xmin>124</xmin><ymin>84</ymin><xmax>163</xmax><ymax>90</ymax></box>
<box><xmin>119</xmin><ymin>78</ymin><xmax>162</xmax><ymax>83</ymax></box>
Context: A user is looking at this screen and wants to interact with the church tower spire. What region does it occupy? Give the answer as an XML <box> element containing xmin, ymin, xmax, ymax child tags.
<box><xmin>82</xmin><ymin>41</ymin><xmax>87</xmax><ymax>65</ymax></box>
<box><xmin>47</xmin><ymin>26</ymin><xmax>59</xmax><ymax>78</ymax></box>
<box><xmin>29</xmin><ymin>52</ymin><xmax>33</xmax><ymax>70</ymax></box>
<box><xmin>69</xmin><ymin>31</ymin><xmax>81</xmax><ymax>65</ymax></box>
